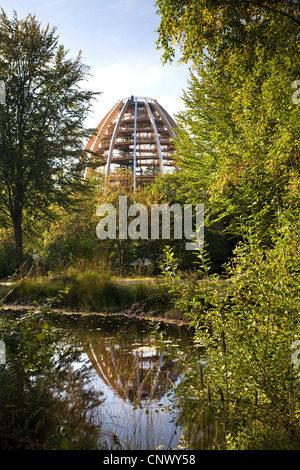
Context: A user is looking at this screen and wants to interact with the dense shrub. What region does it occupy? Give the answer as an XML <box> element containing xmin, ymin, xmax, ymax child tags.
<box><xmin>162</xmin><ymin>215</ymin><xmax>300</xmax><ymax>449</ymax></box>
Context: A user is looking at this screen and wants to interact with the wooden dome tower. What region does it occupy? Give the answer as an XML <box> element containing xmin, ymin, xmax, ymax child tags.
<box><xmin>84</xmin><ymin>96</ymin><xmax>177</xmax><ymax>188</ymax></box>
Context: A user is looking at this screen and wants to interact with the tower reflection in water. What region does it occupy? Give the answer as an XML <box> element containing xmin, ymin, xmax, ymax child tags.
<box><xmin>63</xmin><ymin>314</ymin><xmax>192</xmax><ymax>449</ymax></box>
<box><xmin>85</xmin><ymin>338</ymin><xmax>180</xmax><ymax>404</ymax></box>
<box><xmin>68</xmin><ymin>313</ymin><xmax>188</xmax><ymax>404</ymax></box>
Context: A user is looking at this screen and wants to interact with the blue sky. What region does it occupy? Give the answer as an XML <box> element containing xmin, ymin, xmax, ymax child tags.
<box><xmin>0</xmin><ymin>0</ymin><xmax>191</xmax><ymax>128</ymax></box>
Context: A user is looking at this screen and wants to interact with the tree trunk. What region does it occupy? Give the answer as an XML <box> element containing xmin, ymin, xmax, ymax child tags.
<box><xmin>12</xmin><ymin>210</ymin><xmax>23</xmax><ymax>265</ymax></box>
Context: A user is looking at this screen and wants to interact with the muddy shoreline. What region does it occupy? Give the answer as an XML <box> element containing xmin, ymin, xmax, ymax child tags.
<box><xmin>0</xmin><ymin>301</ymin><xmax>188</xmax><ymax>326</ymax></box>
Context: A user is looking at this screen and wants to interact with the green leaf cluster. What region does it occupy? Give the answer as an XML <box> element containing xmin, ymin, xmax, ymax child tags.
<box><xmin>161</xmin><ymin>214</ymin><xmax>300</xmax><ymax>449</ymax></box>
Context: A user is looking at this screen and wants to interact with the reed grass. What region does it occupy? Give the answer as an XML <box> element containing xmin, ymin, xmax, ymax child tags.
<box><xmin>1</xmin><ymin>270</ymin><xmax>173</xmax><ymax>315</ymax></box>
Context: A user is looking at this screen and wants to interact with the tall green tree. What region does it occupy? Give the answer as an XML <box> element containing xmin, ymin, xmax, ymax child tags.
<box><xmin>156</xmin><ymin>0</ymin><xmax>300</xmax><ymax>244</ymax></box>
<box><xmin>174</xmin><ymin>56</ymin><xmax>300</xmax><ymax>243</ymax></box>
<box><xmin>0</xmin><ymin>10</ymin><xmax>97</xmax><ymax>263</ymax></box>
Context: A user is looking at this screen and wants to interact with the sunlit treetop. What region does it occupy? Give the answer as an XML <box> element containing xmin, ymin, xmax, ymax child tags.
<box><xmin>155</xmin><ymin>0</ymin><xmax>300</xmax><ymax>65</ymax></box>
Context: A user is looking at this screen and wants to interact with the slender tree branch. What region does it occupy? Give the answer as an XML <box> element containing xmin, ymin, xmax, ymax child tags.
<box><xmin>244</xmin><ymin>0</ymin><xmax>300</xmax><ymax>26</ymax></box>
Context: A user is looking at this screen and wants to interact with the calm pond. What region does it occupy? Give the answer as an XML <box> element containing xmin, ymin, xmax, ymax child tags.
<box><xmin>50</xmin><ymin>312</ymin><xmax>196</xmax><ymax>450</ymax></box>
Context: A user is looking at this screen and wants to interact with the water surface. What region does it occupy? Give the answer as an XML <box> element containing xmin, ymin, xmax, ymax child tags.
<box><xmin>53</xmin><ymin>313</ymin><xmax>194</xmax><ymax>450</ymax></box>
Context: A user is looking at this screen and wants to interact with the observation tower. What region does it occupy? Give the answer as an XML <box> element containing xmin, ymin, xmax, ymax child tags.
<box><xmin>84</xmin><ymin>96</ymin><xmax>177</xmax><ymax>188</ymax></box>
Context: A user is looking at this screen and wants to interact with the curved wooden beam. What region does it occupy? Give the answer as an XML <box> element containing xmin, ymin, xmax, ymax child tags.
<box><xmin>105</xmin><ymin>98</ymin><xmax>130</xmax><ymax>177</ymax></box>
<box><xmin>144</xmin><ymin>98</ymin><xmax>165</xmax><ymax>175</ymax></box>
<box><xmin>151</xmin><ymin>100</ymin><xmax>177</xmax><ymax>140</ymax></box>
<box><xmin>83</xmin><ymin>100</ymin><xmax>123</xmax><ymax>178</ymax></box>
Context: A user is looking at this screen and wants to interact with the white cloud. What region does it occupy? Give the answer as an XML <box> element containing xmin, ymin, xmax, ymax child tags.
<box><xmin>85</xmin><ymin>61</ymin><xmax>172</xmax><ymax>125</ymax></box>
<box><xmin>84</xmin><ymin>59</ymin><xmax>188</xmax><ymax>129</ymax></box>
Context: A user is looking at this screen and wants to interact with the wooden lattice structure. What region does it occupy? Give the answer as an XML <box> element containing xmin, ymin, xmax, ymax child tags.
<box><xmin>84</xmin><ymin>96</ymin><xmax>177</xmax><ymax>188</ymax></box>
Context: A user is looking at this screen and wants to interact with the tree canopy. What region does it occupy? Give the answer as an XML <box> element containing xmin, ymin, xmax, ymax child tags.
<box><xmin>155</xmin><ymin>0</ymin><xmax>300</xmax><ymax>65</ymax></box>
<box><xmin>156</xmin><ymin>0</ymin><xmax>300</xmax><ymax>245</ymax></box>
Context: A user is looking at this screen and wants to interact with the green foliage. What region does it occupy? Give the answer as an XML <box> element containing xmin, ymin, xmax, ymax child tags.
<box><xmin>155</xmin><ymin>0</ymin><xmax>299</xmax><ymax>66</ymax></box>
<box><xmin>172</xmin><ymin>51</ymin><xmax>299</xmax><ymax>245</ymax></box>
<box><xmin>0</xmin><ymin>307</ymin><xmax>105</xmax><ymax>449</ymax></box>
<box><xmin>30</xmin><ymin>189</ymin><xmax>101</xmax><ymax>273</ymax></box>
<box><xmin>157</xmin><ymin>0</ymin><xmax>300</xmax><ymax>249</ymax></box>
<box><xmin>161</xmin><ymin>214</ymin><xmax>300</xmax><ymax>449</ymax></box>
